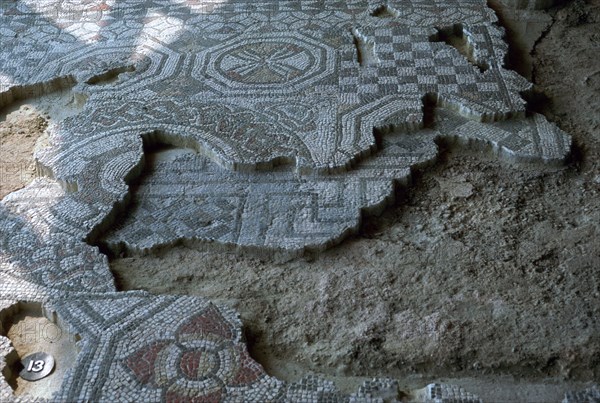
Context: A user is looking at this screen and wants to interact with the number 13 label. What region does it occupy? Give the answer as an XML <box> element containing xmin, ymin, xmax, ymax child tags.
<box><xmin>19</xmin><ymin>352</ymin><xmax>55</xmax><ymax>381</ymax></box>
<box><xmin>26</xmin><ymin>359</ymin><xmax>45</xmax><ymax>372</ymax></box>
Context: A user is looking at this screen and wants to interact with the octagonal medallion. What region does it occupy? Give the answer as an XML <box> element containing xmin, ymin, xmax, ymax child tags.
<box><xmin>193</xmin><ymin>31</ymin><xmax>336</xmax><ymax>95</ymax></box>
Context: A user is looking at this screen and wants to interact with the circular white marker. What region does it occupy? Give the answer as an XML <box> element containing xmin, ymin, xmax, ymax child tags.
<box><xmin>19</xmin><ymin>352</ymin><xmax>55</xmax><ymax>381</ymax></box>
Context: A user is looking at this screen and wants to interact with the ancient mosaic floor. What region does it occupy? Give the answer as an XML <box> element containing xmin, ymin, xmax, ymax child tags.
<box><xmin>0</xmin><ymin>0</ymin><xmax>586</xmax><ymax>401</ymax></box>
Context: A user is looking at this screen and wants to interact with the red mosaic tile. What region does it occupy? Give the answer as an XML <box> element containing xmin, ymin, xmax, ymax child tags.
<box><xmin>229</xmin><ymin>347</ymin><xmax>263</xmax><ymax>386</ymax></box>
<box><xmin>180</xmin><ymin>350</ymin><xmax>212</xmax><ymax>379</ymax></box>
<box><xmin>125</xmin><ymin>341</ymin><xmax>169</xmax><ymax>384</ymax></box>
<box><xmin>165</xmin><ymin>389</ymin><xmax>222</xmax><ymax>403</ymax></box>
<box><xmin>178</xmin><ymin>304</ymin><xmax>234</xmax><ymax>341</ymax></box>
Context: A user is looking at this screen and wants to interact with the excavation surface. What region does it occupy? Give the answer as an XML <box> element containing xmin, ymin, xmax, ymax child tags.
<box><xmin>0</xmin><ymin>0</ymin><xmax>598</xmax><ymax>401</ymax></box>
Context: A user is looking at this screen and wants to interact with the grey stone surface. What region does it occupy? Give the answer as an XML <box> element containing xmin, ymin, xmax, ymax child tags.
<box><xmin>419</xmin><ymin>383</ymin><xmax>483</xmax><ymax>403</ymax></box>
<box><xmin>563</xmin><ymin>385</ymin><xmax>600</xmax><ymax>403</ymax></box>
<box><xmin>0</xmin><ymin>0</ymin><xmax>572</xmax><ymax>401</ymax></box>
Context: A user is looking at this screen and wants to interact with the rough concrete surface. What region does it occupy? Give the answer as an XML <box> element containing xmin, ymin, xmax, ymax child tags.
<box><xmin>0</xmin><ymin>106</ymin><xmax>48</xmax><ymax>199</ymax></box>
<box><xmin>0</xmin><ymin>0</ymin><xmax>598</xmax><ymax>402</ymax></box>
